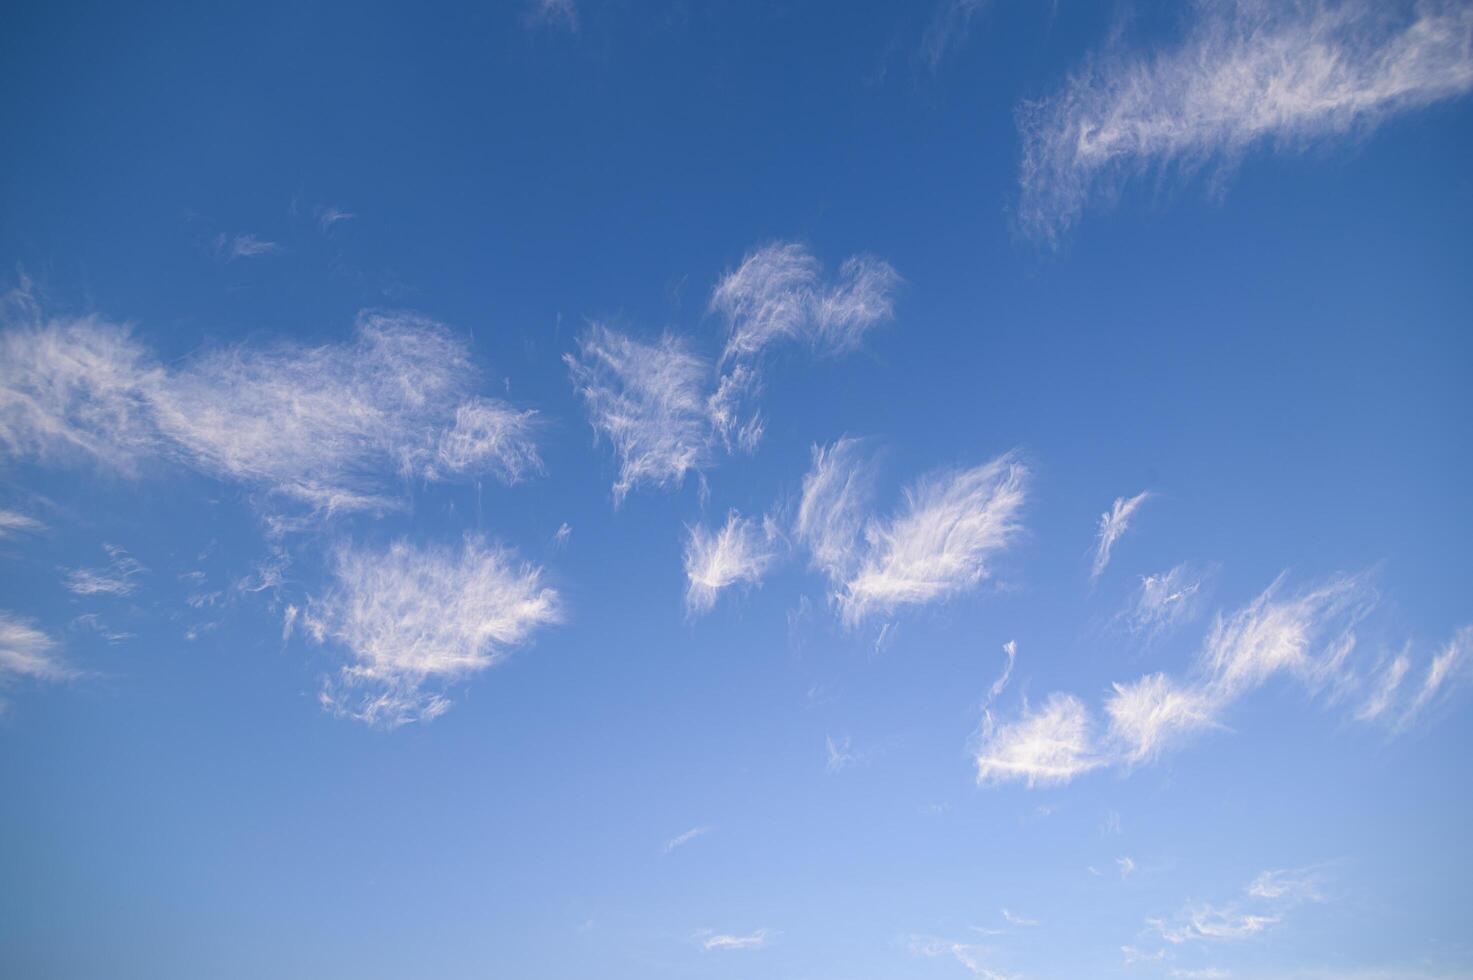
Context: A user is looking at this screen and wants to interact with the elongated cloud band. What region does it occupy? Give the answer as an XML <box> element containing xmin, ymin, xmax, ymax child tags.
<box><xmin>1018</xmin><ymin>0</ymin><xmax>1473</xmax><ymax>242</ymax></box>
<box><xmin>976</xmin><ymin>572</ymin><xmax>1469</xmax><ymax>787</ymax></box>
<box><xmin>0</xmin><ymin>304</ymin><xmax>542</xmax><ymax>515</ymax></box>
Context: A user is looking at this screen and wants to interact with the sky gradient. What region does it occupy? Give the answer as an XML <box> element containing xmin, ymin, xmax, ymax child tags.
<box><xmin>2</xmin><ymin>2</ymin><xmax>1472</xmax><ymax>978</ymax></box>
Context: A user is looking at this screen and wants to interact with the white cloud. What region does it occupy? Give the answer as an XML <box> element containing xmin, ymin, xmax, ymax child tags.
<box><xmin>220</xmin><ymin>233</ymin><xmax>280</xmax><ymax>260</ymax></box>
<box><xmin>1355</xmin><ymin>650</ymin><xmax>1410</xmax><ymax>722</ymax></box>
<box><xmin>795</xmin><ymin>437</ymin><xmax>877</xmax><ymax>585</ymax></box>
<box><xmin>1150</xmin><ymin>866</ymin><xmax>1325</xmax><ymax>946</ymax></box>
<box><xmin>683</xmin><ymin>511</ymin><xmax>781</xmax><ymax>615</ymax></box>
<box><xmin>1018</xmin><ymin>0</ymin><xmax>1473</xmax><ymax>241</ymax></box>
<box><xmin>307</xmin><ymin>536</ymin><xmax>561</xmax><ymax>728</ymax></box>
<box><xmin>921</xmin><ymin>0</ymin><xmax>992</xmax><ymax>69</ymax></box>
<box><xmin>711</xmin><ymin>243</ymin><xmax>901</xmax><ymax>361</ymax></box>
<box><xmin>1092</xmin><ymin>490</ymin><xmax>1149</xmax><ymax>581</ymax></box>
<box><xmin>1150</xmin><ymin>906</ymin><xmax>1280</xmax><ymax>944</ymax></box>
<box><xmin>1104</xmin><ymin>672</ymin><xmax>1222</xmax><ymax>766</ymax></box>
<box><xmin>315</xmin><ymin>206</ymin><xmax>354</xmax><ymax>232</ymax></box>
<box><xmin>527</xmin><ymin>0</ymin><xmax>578</xmax><ymax>31</ymax></box>
<box><xmin>0</xmin><ymin>612</ymin><xmax>71</xmax><ymax>686</ymax></box>
<box><xmin>1125</xmin><ymin>563</ymin><xmax>1206</xmax><ymax>637</ymax></box>
<box><xmin>0</xmin><ymin>508</ymin><xmax>45</xmax><ymax>538</ymax></box>
<box><xmin>425</xmin><ymin>398</ymin><xmax>543</xmax><ymax>483</ymax></box>
<box><xmin>707</xmin><ymin>243</ymin><xmax>900</xmax><ymax>453</ymax></box>
<box><xmin>1247</xmin><ymin>868</ymin><xmax>1322</xmax><ymax>903</ymax></box>
<box><xmin>699</xmin><ymin>929</ymin><xmax>769</xmax><ymax>951</ymax></box>
<box><xmin>63</xmin><ymin>543</ymin><xmax>146</xmax><ymax>597</ymax></box>
<box><xmin>0</xmin><ymin>315</ymin><xmax>164</xmax><ymax>472</ymax></box>
<box><xmin>711</xmin><ymin>242</ymin><xmax>821</xmax><ymax>361</ymax></box>
<box><xmin>1117</xmin><ymin>856</ymin><xmax>1137</xmax><ymax>879</ymax></box>
<box><xmin>906</xmin><ymin>933</ymin><xmax>1018</xmax><ymax>979</ymax></box>
<box><xmin>1000</xmin><ymin>908</ymin><xmax>1036</xmax><ymax>927</ymax></box>
<box><xmin>1400</xmin><ymin>625</ymin><xmax>1472</xmax><ymax>725</ymax></box>
<box><xmin>975</xmin><ymin>693</ymin><xmax>1102</xmax><ymax>787</ymax></box>
<box><xmin>565</xmin><ymin>324</ymin><xmax>712</xmax><ymax>503</ymax></box>
<box><xmin>840</xmin><ymin>452</ymin><xmax>1028</xmax><ymax>625</ymax></box>
<box><xmin>826</xmin><ymin>734</ymin><xmax>857</xmax><ymax>772</ymax></box>
<box><xmin>978</xmin><ymin>574</ymin><xmax>1384</xmax><ymax>788</ymax></box>
<box><xmin>663</xmin><ymin>825</ymin><xmax>711</xmax><ymax>854</ymax></box>
<box><xmin>0</xmin><ymin>305</ymin><xmax>543</xmax><ymax>514</ymax></box>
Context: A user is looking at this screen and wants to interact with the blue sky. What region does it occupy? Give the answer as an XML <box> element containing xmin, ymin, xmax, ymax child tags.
<box><xmin>2</xmin><ymin>1</ymin><xmax>1472</xmax><ymax>977</ymax></box>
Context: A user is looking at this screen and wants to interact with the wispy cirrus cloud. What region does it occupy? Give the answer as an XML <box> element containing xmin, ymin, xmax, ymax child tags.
<box><xmin>843</xmin><ymin>453</ymin><xmax>1028</xmax><ymax>626</ymax></box>
<box><xmin>63</xmin><ymin>543</ymin><xmax>147</xmax><ymax>597</ymax></box>
<box><xmin>565</xmin><ymin>324</ymin><xmax>713</xmax><ymax>503</ymax></box>
<box><xmin>1149</xmin><ymin>866</ymin><xmax>1325</xmax><ymax>946</ymax></box>
<box><xmin>1123</xmin><ymin>563</ymin><xmax>1208</xmax><ymax>638</ymax></box>
<box><xmin>217</xmin><ymin>233</ymin><xmax>281</xmax><ymax>261</ymax></box>
<box><xmin>567</xmin><ymin>244</ymin><xmax>899</xmax><ymax>500</ymax></box>
<box><xmin>663</xmin><ymin>825</ymin><xmax>711</xmax><ymax>854</ymax></box>
<box><xmin>305</xmin><ymin>536</ymin><xmax>561</xmax><ymax>727</ymax></box>
<box><xmin>698</xmin><ymin>929</ymin><xmax>770</xmax><ymax>951</ymax></box>
<box><xmin>1018</xmin><ymin>0</ymin><xmax>1473</xmax><ymax>242</ymax></box>
<box><xmin>711</xmin><ymin>242</ymin><xmax>901</xmax><ymax>362</ymax></box>
<box><xmin>976</xmin><ymin>573</ymin><xmax>1470</xmax><ymax>788</ymax></box>
<box><xmin>906</xmin><ymin>933</ymin><xmax>1018</xmax><ymax>979</ymax></box>
<box><xmin>975</xmin><ymin>692</ymin><xmax>1102</xmax><ymax>787</ymax></box>
<box><xmin>0</xmin><ymin>612</ymin><xmax>72</xmax><ymax>710</ymax></box>
<box><xmin>0</xmin><ymin>508</ymin><xmax>45</xmax><ymax>538</ymax></box>
<box><xmin>1092</xmin><ymin>490</ymin><xmax>1149</xmax><ymax>582</ymax></box>
<box><xmin>527</xmin><ymin>0</ymin><xmax>578</xmax><ymax>32</ymax></box>
<box><xmin>0</xmin><ymin>301</ymin><xmax>542</xmax><ymax>515</ymax></box>
<box><xmin>683</xmin><ymin>510</ymin><xmax>782</xmax><ymax>615</ymax></box>
<box><xmin>794</xmin><ymin>440</ymin><xmax>1027</xmax><ymax>626</ymax></box>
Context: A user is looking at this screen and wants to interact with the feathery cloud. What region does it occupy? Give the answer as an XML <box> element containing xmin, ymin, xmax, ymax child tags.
<box><xmin>307</xmin><ymin>536</ymin><xmax>561</xmax><ymax>727</ymax></box>
<box><xmin>0</xmin><ymin>305</ymin><xmax>541</xmax><ymax>515</ymax></box>
<box><xmin>840</xmin><ymin>452</ymin><xmax>1028</xmax><ymax>625</ymax></box>
<box><xmin>527</xmin><ymin>0</ymin><xmax>578</xmax><ymax>32</ymax></box>
<box><xmin>1092</xmin><ymin>491</ymin><xmax>1149</xmax><ymax>581</ymax></box>
<box><xmin>975</xmin><ymin>693</ymin><xmax>1101</xmax><ymax>787</ymax></box>
<box><xmin>63</xmin><ymin>544</ymin><xmax>146</xmax><ymax>597</ymax></box>
<box><xmin>906</xmin><ymin>933</ymin><xmax>1018</xmax><ymax>979</ymax></box>
<box><xmin>699</xmin><ymin>929</ymin><xmax>769</xmax><ymax>951</ymax></box>
<box><xmin>976</xmin><ymin>573</ymin><xmax>1402</xmax><ymax>788</ymax></box>
<box><xmin>795</xmin><ymin>437</ymin><xmax>877</xmax><ymax>585</ymax></box>
<box><xmin>0</xmin><ymin>612</ymin><xmax>71</xmax><ymax>683</ymax></box>
<box><xmin>1125</xmin><ymin>563</ymin><xmax>1206</xmax><ymax>637</ymax></box>
<box><xmin>663</xmin><ymin>825</ymin><xmax>711</xmax><ymax>854</ymax></box>
<box><xmin>683</xmin><ymin>511</ymin><xmax>781</xmax><ymax>615</ymax></box>
<box><xmin>565</xmin><ymin>324</ymin><xmax>712</xmax><ymax>503</ymax></box>
<box><xmin>711</xmin><ymin>243</ymin><xmax>901</xmax><ymax>362</ymax></box>
<box><xmin>1018</xmin><ymin>0</ymin><xmax>1473</xmax><ymax>241</ymax></box>
<box><xmin>0</xmin><ymin>508</ymin><xmax>45</xmax><ymax>538</ymax></box>
<box><xmin>219</xmin><ymin>233</ymin><xmax>281</xmax><ymax>260</ymax></box>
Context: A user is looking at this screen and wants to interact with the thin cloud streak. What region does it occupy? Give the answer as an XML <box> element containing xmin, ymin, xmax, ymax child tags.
<box><xmin>1092</xmin><ymin>490</ymin><xmax>1149</xmax><ymax>582</ymax></box>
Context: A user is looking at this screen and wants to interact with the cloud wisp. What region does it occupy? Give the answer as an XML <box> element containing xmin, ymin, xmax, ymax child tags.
<box><xmin>683</xmin><ymin>511</ymin><xmax>782</xmax><ymax>616</ymax></box>
<box><xmin>565</xmin><ymin>325</ymin><xmax>714</xmax><ymax>503</ymax></box>
<box><xmin>1092</xmin><ymin>490</ymin><xmax>1149</xmax><ymax>582</ymax></box>
<box><xmin>305</xmin><ymin>536</ymin><xmax>561</xmax><ymax>727</ymax></box>
<box><xmin>1018</xmin><ymin>0</ymin><xmax>1473</xmax><ymax>242</ymax></box>
<box><xmin>566</xmin><ymin>243</ymin><xmax>899</xmax><ymax>501</ymax></box>
<box><xmin>0</xmin><ymin>508</ymin><xmax>46</xmax><ymax>538</ymax></box>
<box><xmin>795</xmin><ymin>440</ymin><xmax>1028</xmax><ymax>627</ymax></box>
<box><xmin>63</xmin><ymin>544</ymin><xmax>147</xmax><ymax>597</ymax></box>
<box><xmin>1148</xmin><ymin>867</ymin><xmax>1325</xmax><ymax>946</ymax></box>
<box><xmin>0</xmin><ymin>612</ymin><xmax>72</xmax><ymax>711</ymax></box>
<box><xmin>0</xmin><ymin>302</ymin><xmax>542</xmax><ymax>516</ymax></box>
<box><xmin>698</xmin><ymin>929</ymin><xmax>770</xmax><ymax>951</ymax></box>
<box><xmin>976</xmin><ymin>573</ymin><xmax>1469</xmax><ymax>788</ymax></box>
